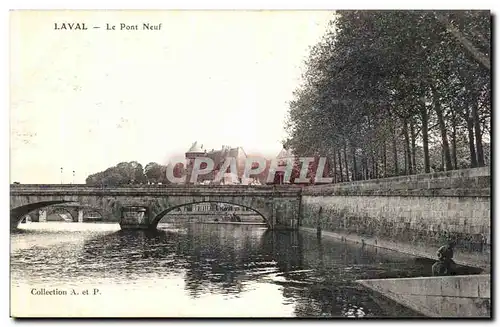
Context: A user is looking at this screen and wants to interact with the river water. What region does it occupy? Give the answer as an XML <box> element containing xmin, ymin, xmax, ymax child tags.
<box><xmin>10</xmin><ymin>222</ymin><xmax>436</xmax><ymax>317</ymax></box>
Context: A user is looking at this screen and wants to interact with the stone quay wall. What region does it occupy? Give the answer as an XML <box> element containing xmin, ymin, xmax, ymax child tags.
<box><xmin>300</xmin><ymin>167</ymin><xmax>491</xmax><ymax>269</ymax></box>
<box><xmin>357</xmin><ymin>274</ymin><xmax>490</xmax><ymax>317</ymax></box>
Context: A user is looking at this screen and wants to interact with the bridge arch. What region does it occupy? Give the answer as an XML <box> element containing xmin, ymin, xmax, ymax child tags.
<box><xmin>83</xmin><ymin>209</ymin><xmax>103</xmax><ymax>218</ymax></box>
<box><xmin>45</xmin><ymin>207</ymin><xmax>76</xmax><ymax>222</ymax></box>
<box><xmin>10</xmin><ymin>200</ymin><xmax>76</xmax><ymax>228</ymax></box>
<box><xmin>150</xmin><ymin>200</ymin><xmax>269</xmax><ymax>228</ymax></box>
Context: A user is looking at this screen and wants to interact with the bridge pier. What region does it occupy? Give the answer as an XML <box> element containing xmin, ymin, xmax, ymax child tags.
<box><xmin>271</xmin><ymin>198</ymin><xmax>300</xmax><ymax>230</ymax></box>
<box><xmin>38</xmin><ymin>209</ymin><xmax>47</xmax><ymax>222</ymax></box>
<box><xmin>119</xmin><ymin>206</ymin><xmax>149</xmax><ymax>229</ymax></box>
<box><xmin>77</xmin><ymin>209</ymin><xmax>84</xmax><ymax>223</ymax></box>
<box><xmin>28</xmin><ymin>212</ymin><xmax>39</xmax><ymax>222</ymax></box>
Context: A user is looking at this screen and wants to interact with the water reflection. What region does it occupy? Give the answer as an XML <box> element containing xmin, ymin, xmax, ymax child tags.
<box><xmin>11</xmin><ymin>222</ymin><xmax>439</xmax><ymax>317</ymax></box>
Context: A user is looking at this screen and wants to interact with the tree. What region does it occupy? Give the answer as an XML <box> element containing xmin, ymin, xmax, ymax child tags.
<box><xmin>85</xmin><ymin>161</ymin><xmax>147</xmax><ymax>186</ymax></box>
<box><xmin>144</xmin><ymin>162</ymin><xmax>162</xmax><ymax>184</ymax></box>
<box><xmin>284</xmin><ymin>10</ymin><xmax>490</xmax><ymax>181</ymax></box>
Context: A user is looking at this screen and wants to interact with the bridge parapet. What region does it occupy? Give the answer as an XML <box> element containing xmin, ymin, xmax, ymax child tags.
<box><xmin>10</xmin><ymin>185</ymin><xmax>302</xmax><ymax>197</ymax></box>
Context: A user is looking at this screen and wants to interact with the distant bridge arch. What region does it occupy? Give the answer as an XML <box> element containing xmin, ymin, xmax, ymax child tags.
<box><xmin>83</xmin><ymin>209</ymin><xmax>103</xmax><ymax>219</ymax></box>
<box><xmin>46</xmin><ymin>206</ymin><xmax>76</xmax><ymax>221</ymax></box>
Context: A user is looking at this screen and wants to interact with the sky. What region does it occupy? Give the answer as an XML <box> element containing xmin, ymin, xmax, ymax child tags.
<box><xmin>10</xmin><ymin>10</ymin><xmax>334</xmax><ymax>183</ymax></box>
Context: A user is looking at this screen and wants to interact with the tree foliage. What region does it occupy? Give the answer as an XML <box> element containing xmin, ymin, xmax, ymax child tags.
<box><xmin>144</xmin><ymin>162</ymin><xmax>163</xmax><ymax>183</ymax></box>
<box><xmin>86</xmin><ymin>161</ymin><xmax>150</xmax><ymax>186</ymax></box>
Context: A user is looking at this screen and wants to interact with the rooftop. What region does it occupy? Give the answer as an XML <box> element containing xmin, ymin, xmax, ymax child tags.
<box><xmin>187</xmin><ymin>141</ymin><xmax>204</xmax><ymax>153</ymax></box>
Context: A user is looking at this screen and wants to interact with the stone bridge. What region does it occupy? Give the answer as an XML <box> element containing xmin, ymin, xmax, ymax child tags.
<box><xmin>10</xmin><ymin>185</ymin><xmax>302</xmax><ymax>230</ymax></box>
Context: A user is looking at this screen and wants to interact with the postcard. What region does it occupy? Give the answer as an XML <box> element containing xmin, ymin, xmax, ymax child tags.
<box><xmin>10</xmin><ymin>9</ymin><xmax>491</xmax><ymax>318</ymax></box>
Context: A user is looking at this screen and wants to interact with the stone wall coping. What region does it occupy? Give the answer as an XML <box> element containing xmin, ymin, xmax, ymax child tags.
<box><xmin>304</xmin><ymin>167</ymin><xmax>490</xmax><ymax>196</ymax></box>
<box><xmin>331</xmin><ymin>166</ymin><xmax>490</xmax><ymax>186</ymax></box>
<box><xmin>10</xmin><ymin>184</ymin><xmax>303</xmax><ymax>190</ymax></box>
<box><xmin>302</xmin><ymin>188</ymin><xmax>490</xmax><ymax>197</ymax></box>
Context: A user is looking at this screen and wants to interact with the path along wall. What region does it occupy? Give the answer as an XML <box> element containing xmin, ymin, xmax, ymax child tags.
<box><xmin>300</xmin><ymin>167</ymin><xmax>491</xmax><ymax>270</ymax></box>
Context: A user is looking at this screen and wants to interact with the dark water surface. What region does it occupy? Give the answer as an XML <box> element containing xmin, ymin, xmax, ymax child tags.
<box><xmin>11</xmin><ymin>222</ymin><xmax>433</xmax><ymax>317</ymax></box>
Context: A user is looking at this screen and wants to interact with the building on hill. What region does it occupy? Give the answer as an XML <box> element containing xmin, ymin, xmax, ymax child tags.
<box><xmin>185</xmin><ymin>141</ymin><xmax>205</xmax><ymax>159</ymax></box>
<box><xmin>184</xmin><ymin>142</ymin><xmax>251</xmax><ymax>185</ymax></box>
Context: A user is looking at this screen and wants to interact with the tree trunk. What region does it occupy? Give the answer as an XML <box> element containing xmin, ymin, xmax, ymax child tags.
<box><xmin>451</xmin><ymin>111</ymin><xmax>458</xmax><ymax>169</ymax></box>
<box><xmin>343</xmin><ymin>142</ymin><xmax>349</xmax><ymax>182</ymax></box>
<box><xmin>403</xmin><ymin>142</ymin><xmax>408</xmax><ymax>175</ymax></box>
<box><xmin>371</xmin><ymin>154</ymin><xmax>376</xmax><ymax>179</ymax></box>
<box><xmin>337</xmin><ymin>149</ymin><xmax>344</xmax><ymax>182</ymax></box>
<box><xmin>332</xmin><ymin>149</ymin><xmax>338</xmax><ymax>183</ymax></box>
<box><xmin>471</xmin><ymin>93</ymin><xmax>485</xmax><ymax>166</ymax></box>
<box><xmin>420</xmin><ymin>104</ymin><xmax>431</xmax><ymax>173</ymax></box>
<box><xmin>383</xmin><ymin>140</ymin><xmax>387</xmax><ymax>177</ymax></box>
<box><xmin>390</xmin><ymin>122</ymin><xmax>399</xmax><ymax>176</ymax></box>
<box><xmin>361</xmin><ymin>157</ymin><xmax>365</xmax><ymax>180</ymax></box>
<box><xmin>402</xmin><ymin>118</ymin><xmax>412</xmax><ymax>175</ymax></box>
<box><xmin>410</xmin><ymin>118</ymin><xmax>417</xmax><ymax>173</ymax></box>
<box><xmin>440</xmin><ymin>147</ymin><xmax>445</xmax><ymax>172</ymax></box>
<box><xmin>362</xmin><ymin>155</ymin><xmax>367</xmax><ymax>180</ymax></box>
<box><xmin>433</xmin><ymin>90</ymin><xmax>453</xmax><ymax>171</ymax></box>
<box><xmin>365</xmin><ymin>156</ymin><xmax>370</xmax><ymax>179</ymax></box>
<box><xmin>466</xmin><ymin>113</ymin><xmax>478</xmax><ymax>168</ymax></box>
<box><xmin>351</xmin><ymin>145</ymin><xmax>357</xmax><ymax>181</ymax></box>
<box><xmin>368</xmin><ymin>158</ymin><xmax>371</xmax><ymax>179</ymax></box>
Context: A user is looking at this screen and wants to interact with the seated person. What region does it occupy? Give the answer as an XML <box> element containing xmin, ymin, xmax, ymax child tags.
<box><xmin>432</xmin><ymin>243</ymin><xmax>456</xmax><ymax>276</ymax></box>
<box><xmin>432</xmin><ymin>259</ymin><xmax>455</xmax><ymax>276</ymax></box>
